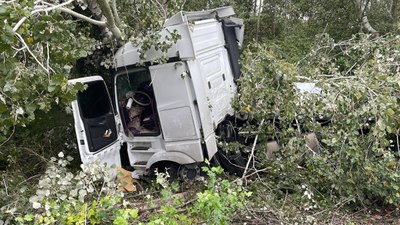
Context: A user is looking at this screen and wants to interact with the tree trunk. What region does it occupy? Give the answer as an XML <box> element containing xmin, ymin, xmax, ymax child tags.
<box><xmin>86</xmin><ymin>0</ymin><xmax>124</xmax><ymax>44</ymax></box>
<box><xmin>391</xmin><ymin>0</ymin><xmax>398</xmax><ymax>31</ymax></box>
<box><xmin>354</xmin><ymin>0</ymin><xmax>379</xmax><ymax>35</ymax></box>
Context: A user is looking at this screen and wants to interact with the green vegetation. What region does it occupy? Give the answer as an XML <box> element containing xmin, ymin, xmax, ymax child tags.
<box><xmin>2</xmin><ymin>0</ymin><xmax>400</xmax><ymax>224</ymax></box>
<box><xmin>2</xmin><ymin>155</ymin><xmax>248</xmax><ymax>224</ymax></box>
<box><xmin>236</xmin><ymin>33</ymin><xmax>400</xmax><ymax>223</ymax></box>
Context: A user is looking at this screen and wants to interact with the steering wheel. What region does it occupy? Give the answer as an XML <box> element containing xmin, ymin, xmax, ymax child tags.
<box><xmin>132</xmin><ymin>91</ymin><xmax>151</xmax><ymax>106</ymax></box>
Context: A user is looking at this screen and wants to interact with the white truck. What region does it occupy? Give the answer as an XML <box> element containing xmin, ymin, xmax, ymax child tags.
<box><xmin>69</xmin><ymin>7</ymin><xmax>245</xmax><ymax>179</ymax></box>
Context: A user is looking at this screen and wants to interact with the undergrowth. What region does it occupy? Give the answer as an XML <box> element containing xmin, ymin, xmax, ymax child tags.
<box><xmin>0</xmin><ymin>154</ymin><xmax>250</xmax><ymax>225</ymax></box>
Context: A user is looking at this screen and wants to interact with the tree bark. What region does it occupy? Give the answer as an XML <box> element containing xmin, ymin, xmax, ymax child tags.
<box><xmin>391</xmin><ymin>0</ymin><xmax>398</xmax><ymax>30</ymax></box>
<box><xmin>354</xmin><ymin>0</ymin><xmax>379</xmax><ymax>35</ymax></box>
<box><xmin>96</xmin><ymin>0</ymin><xmax>124</xmax><ymax>43</ymax></box>
<box><xmin>111</xmin><ymin>0</ymin><xmax>122</xmax><ymax>28</ymax></box>
<box><xmin>14</xmin><ymin>1</ymin><xmax>124</xmax><ymax>43</ymax></box>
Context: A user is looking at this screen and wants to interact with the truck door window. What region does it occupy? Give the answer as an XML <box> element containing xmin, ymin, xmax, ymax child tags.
<box><xmin>78</xmin><ymin>80</ymin><xmax>111</xmax><ymax>119</ymax></box>
<box><xmin>76</xmin><ymin>80</ymin><xmax>118</xmax><ymax>152</ymax></box>
<box><xmin>116</xmin><ymin>69</ymin><xmax>160</xmax><ymax>136</ymax></box>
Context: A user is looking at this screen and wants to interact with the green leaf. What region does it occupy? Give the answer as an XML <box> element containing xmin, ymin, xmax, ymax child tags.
<box><xmin>0</xmin><ymin>102</ymin><xmax>8</xmax><ymax>113</ymax></box>
<box><xmin>24</xmin><ymin>214</ymin><xmax>34</xmax><ymax>222</ymax></box>
<box><xmin>387</xmin><ymin>108</ymin><xmax>395</xmax><ymax>116</ymax></box>
<box><xmin>73</xmin><ymin>82</ymin><xmax>86</xmax><ymax>92</ymax></box>
<box><xmin>129</xmin><ymin>209</ymin><xmax>139</xmax><ymax>219</ymax></box>
<box><xmin>1</xmin><ymin>24</ymin><xmax>15</xmax><ymax>44</ymax></box>
<box><xmin>386</xmin><ymin>126</ymin><xmax>392</xmax><ymax>134</ymax></box>
<box><xmin>113</xmin><ymin>217</ymin><xmax>128</xmax><ymax>225</ymax></box>
<box><xmin>377</xmin><ymin>119</ymin><xmax>385</xmax><ymax>131</ymax></box>
<box><xmin>160</xmin><ymin>188</ymin><xmax>172</xmax><ymax>200</ymax></box>
<box><xmin>0</xmin><ymin>6</ymin><xmax>8</xmax><ymax>15</ymax></box>
<box><xmin>48</xmin><ymin>85</ymin><xmax>56</xmax><ymax>93</ymax></box>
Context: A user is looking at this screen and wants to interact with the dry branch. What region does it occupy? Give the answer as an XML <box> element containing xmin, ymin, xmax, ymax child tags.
<box><xmin>129</xmin><ymin>191</ymin><xmax>194</xmax><ymax>213</ymax></box>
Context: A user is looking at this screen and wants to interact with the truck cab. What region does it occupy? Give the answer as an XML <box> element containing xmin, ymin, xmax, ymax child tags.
<box><xmin>69</xmin><ymin>6</ymin><xmax>244</xmax><ymax>179</ymax></box>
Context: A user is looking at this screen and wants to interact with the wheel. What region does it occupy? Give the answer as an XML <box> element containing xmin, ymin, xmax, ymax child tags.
<box><xmin>179</xmin><ymin>164</ymin><xmax>200</xmax><ymax>181</ymax></box>
<box><xmin>151</xmin><ymin>161</ymin><xmax>180</xmax><ymax>181</ymax></box>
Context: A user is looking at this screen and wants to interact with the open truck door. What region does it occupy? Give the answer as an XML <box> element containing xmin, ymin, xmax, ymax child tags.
<box><xmin>69</xmin><ymin>76</ymin><xmax>122</xmax><ymax>166</ymax></box>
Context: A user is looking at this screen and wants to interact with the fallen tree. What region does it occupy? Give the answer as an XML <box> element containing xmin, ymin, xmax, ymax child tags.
<box><xmin>237</xmin><ymin>33</ymin><xmax>400</xmax><ymax>210</ymax></box>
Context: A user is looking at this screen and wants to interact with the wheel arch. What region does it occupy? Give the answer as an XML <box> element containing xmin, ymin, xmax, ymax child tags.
<box><xmin>146</xmin><ymin>151</ymin><xmax>196</xmax><ymax>169</ymax></box>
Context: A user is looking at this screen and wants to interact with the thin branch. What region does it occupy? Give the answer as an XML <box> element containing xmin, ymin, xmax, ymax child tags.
<box><xmin>12</xmin><ymin>46</ymin><xmax>27</xmax><ymax>57</ymax></box>
<box><xmin>33</xmin><ymin>0</ymin><xmax>74</xmax><ymax>13</ymax></box>
<box><xmin>22</xmin><ymin>147</ymin><xmax>48</xmax><ymax>162</ymax></box>
<box><xmin>232</xmin><ymin>168</ymin><xmax>268</xmax><ymax>184</ymax></box>
<box><xmin>0</xmin><ymin>1</ymin><xmax>17</xmax><ymax>3</ymax></box>
<box><xmin>242</xmin><ymin>119</ymin><xmax>265</xmax><ymax>179</ymax></box>
<box><xmin>2</xmin><ymin>175</ymin><xmax>9</xmax><ymax>196</ymax></box>
<box><xmin>46</xmin><ymin>41</ymin><xmax>51</xmax><ymax>72</ymax></box>
<box><xmin>17</xmin><ymin>174</ymin><xmax>42</xmax><ymax>186</ymax></box>
<box><xmin>180</xmin><ymin>0</ymin><xmax>187</xmax><ymax>10</ymax></box>
<box><xmin>41</xmin><ymin>2</ymin><xmax>107</xmax><ymax>27</ymax></box>
<box><xmin>14</xmin><ymin>32</ymin><xmax>50</xmax><ymax>73</ymax></box>
<box><xmin>177</xmin><ymin>196</ymin><xmax>198</xmax><ymax>209</ymax></box>
<box><xmin>17</xmin><ymin>1</ymin><xmax>108</xmax><ymax>29</ymax></box>
<box><xmin>255</xmin><ymin>1</ymin><xmax>262</xmax><ymax>43</ymax></box>
<box><xmin>44</xmin><ymin>9</ymin><xmax>53</xmax><ymax>73</ymax></box>
<box><xmin>13</xmin><ymin>17</ymin><xmax>27</xmax><ymax>32</ymax></box>
<box><xmin>0</xmin><ymin>125</ymin><xmax>15</xmax><ymax>148</ymax></box>
<box><xmin>131</xmin><ymin>192</ymin><xmax>192</xmax><ymax>213</ymax></box>
<box><xmin>151</xmin><ymin>0</ymin><xmax>167</xmax><ymax>19</ymax></box>
<box><xmin>13</xmin><ymin>0</ymin><xmax>74</xmax><ymax>32</ymax></box>
<box><xmin>242</xmin><ymin>200</ymin><xmax>262</xmax><ymax>222</ymax></box>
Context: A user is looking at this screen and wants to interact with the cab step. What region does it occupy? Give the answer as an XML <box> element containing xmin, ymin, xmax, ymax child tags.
<box><xmin>132</xmin><ymin>161</ymin><xmax>147</xmax><ymax>179</ymax></box>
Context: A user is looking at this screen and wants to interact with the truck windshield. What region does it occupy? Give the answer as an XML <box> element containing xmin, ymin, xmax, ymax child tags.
<box><xmin>116</xmin><ymin>69</ymin><xmax>159</xmax><ymax>136</ymax></box>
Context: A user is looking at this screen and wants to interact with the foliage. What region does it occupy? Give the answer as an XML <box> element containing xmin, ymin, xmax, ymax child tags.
<box><xmin>0</xmin><ymin>107</ymin><xmax>78</xmax><ymax>167</ymax></box>
<box><xmin>237</xmin><ymin>33</ymin><xmax>400</xmax><ymax>210</ymax></box>
<box><xmin>0</xmin><ymin>107</ymin><xmax>79</xmax><ymax>216</ymax></box>
<box><xmin>242</xmin><ymin>0</ymin><xmax>400</xmax><ymax>63</ymax></box>
<box><xmin>0</xmin><ymin>0</ymin><xmax>190</xmax><ymax>141</ymax></box>
<box><xmin>236</xmin><ymin>42</ymin><xmax>300</xmax><ymax>139</ymax></box>
<box><xmin>3</xmin><ymin>0</ymin><xmax>400</xmax><ymax>224</ymax></box>
<box><xmin>0</xmin><ymin>1</ymin><xmax>95</xmax><ymax>141</ymax></box>
<box><xmin>1</xmin><ymin>0</ymin><xmax>398</xmax><ymax>143</ymax></box>
<box><xmin>301</xmin><ymin>33</ymin><xmax>400</xmax><ymax>206</ymax></box>
<box><xmin>1</xmin><ymin>153</ymin><xmax>249</xmax><ymax>224</ymax></box>
<box><xmin>192</xmin><ymin>165</ymin><xmax>251</xmax><ymax>224</ymax></box>
<box><xmin>116</xmin><ymin>0</ymin><xmax>184</xmax><ymax>62</ymax></box>
<box><xmin>1</xmin><ymin>154</ymin><xmax>134</xmax><ymax>224</ymax></box>
<box><xmin>147</xmin><ymin>164</ymin><xmax>250</xmax><ymax>224</ymax></box>
<box><xmin>0</xmin><ymin>2</ymin><xmax>253</xmax><ymax>224</ymax></box>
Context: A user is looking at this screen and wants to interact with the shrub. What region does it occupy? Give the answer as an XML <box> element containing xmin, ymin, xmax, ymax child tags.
<box><xmin>1</xmin><ymin>153</ymin><xmax>250</xmax><ymax>224</ymax></box>
<box><xmin>1</xmin><ymin>154</ymin><xmax>139</xmax><ymax>224</ymax></box>
<box><xmin>237</xmin><ymin>34</ymin><xmax>400</xmax><ymax>208</ymax></box>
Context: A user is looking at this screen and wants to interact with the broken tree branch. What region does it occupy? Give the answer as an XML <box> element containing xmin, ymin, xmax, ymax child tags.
<box><xmin>242</xmin><ymin>119</ymin><xmax>265</xmax><ymax>180</ymax></box>
<box><xmin>130</xmin><ymin>191</ymin><xmax>193</xmax><ymax>213</ymax></box>
<box><xmin>41</xmin><ymin>1</ymin><xmax>107</xmax><ymax>27</ymax></box>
